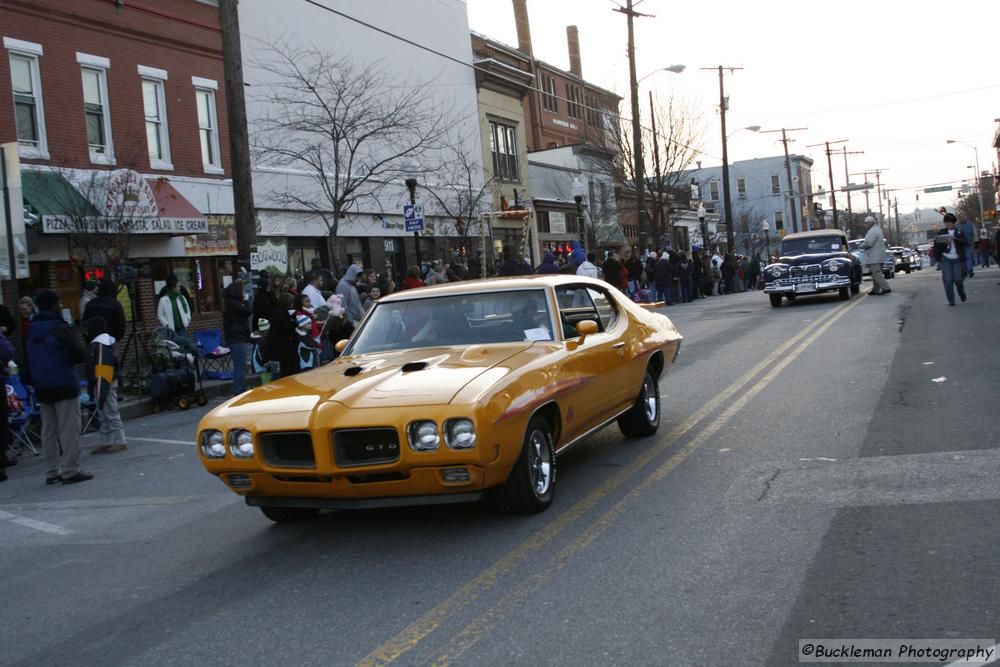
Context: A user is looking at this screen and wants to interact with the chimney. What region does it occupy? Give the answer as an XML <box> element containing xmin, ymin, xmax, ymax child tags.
<box><xmin>512</xmin><ymin>0</ymin><xmax>533</xmax><ymax>56</ymax></box>
<box><xmin>566</xmin><ymin>25</ymin><xmax>581</xmax><ymax>77</ymax></box>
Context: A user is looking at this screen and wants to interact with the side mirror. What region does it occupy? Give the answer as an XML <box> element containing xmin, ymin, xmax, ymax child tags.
<box><xmin>334</xmin><ymin>339</ymin><xmax>349</xmax><ymax>354</ymax></box>
<box><xmin>568</xmin><ymin>319</ymin><xmax>599</xmax><ymax>349</ymax></box>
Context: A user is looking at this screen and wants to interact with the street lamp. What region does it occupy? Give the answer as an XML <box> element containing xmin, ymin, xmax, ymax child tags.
<box><xmin>946</xmin><ymin>139</ymin><xmax>985</xmax><ymax>225</ymax></box>
<box><xmin>637</xmin><ymin>64</ymin><xmax>686</xmax><ymax>84</ymax></box>
<box><xmin>697</xmin><ymin>204</ymin><xmax>708</xmax><ymax>254</ymax></box>
<box><xmin>405</xmin><ymin>177</ymin><xmax>420</xmax><ymax>267</ymax></box>
<box><xmin>760</xmin><ymin>219</ymin><xmax>770</xmax><ymax>261</ymax></box>
<box><xmin>727</xmin><ymin>125</ymin><xmax>761</xmax><ymax>139</ymax></box>
<box><xmin>571</xmin><ymin>176</ymin><xmax>588</xmax><ymax>250</ymax></box>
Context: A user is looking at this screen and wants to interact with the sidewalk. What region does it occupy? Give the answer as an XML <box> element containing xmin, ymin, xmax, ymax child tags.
<box><xmin>116</xmin><ymin>373</ymin><xmax>261</xmax><ymax>420</ymax></box>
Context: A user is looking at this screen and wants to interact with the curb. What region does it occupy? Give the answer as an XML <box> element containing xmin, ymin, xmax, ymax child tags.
<box><xmin>118</xmin><ymin>374</ymin><xmax>261</xmax><ymax>421</ymax></box>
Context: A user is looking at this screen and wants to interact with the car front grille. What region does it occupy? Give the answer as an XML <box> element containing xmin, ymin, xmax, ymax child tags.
<box><xmin>259</xmin><ymin>431</ymin><xmax>316</xmax><ymax>468</ymax></box>
<box><xmin>774</xmin><ymin>274</ymin><xmax>842</xmax><ymax>286</ymax></box>
<box><xmin>790</xmin><ymin>264</ymin><xmax>821</xmax><ymax>278</ymax></box>
<box><xmin>332</xmin><ymin>428</ymin><xmax>401</xmax><ymax>467</ymax></box>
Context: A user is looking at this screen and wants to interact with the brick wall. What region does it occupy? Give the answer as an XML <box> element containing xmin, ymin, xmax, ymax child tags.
<box><xmin>0</xmin><ymin>0</ymin><xmax>229</xmax><ymax>178</ymax></box>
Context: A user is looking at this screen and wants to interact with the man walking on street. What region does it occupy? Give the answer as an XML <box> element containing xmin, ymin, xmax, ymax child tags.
<box><xmin>24</xmin><ymin>290</ymin><xmax>92</xmax><ymax>485</ymax></box>
<box><xmin>957</xmin><ymin>215</ymin><xmax>976</xmax><ymax>277</ymax></box>
<box><xmin>934</xmin><ymin>213</ymin><xmax>969</xmax><ymax>305</ymax></box>
<box><xmin>862</xmin><ymin>215</ymin><xmax>891</xmax><ymax>295</ymax></box>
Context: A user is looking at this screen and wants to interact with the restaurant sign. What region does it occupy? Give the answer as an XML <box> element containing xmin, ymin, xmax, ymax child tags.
<box><xmin>42</xmin><ymin>215</ymin><xmax>208</xmax><ymax>234</ymax></box>
<box><xmin>184</xmin><ymin>215</ymin><xmax>237</xmax><ymax>256</ymax></box>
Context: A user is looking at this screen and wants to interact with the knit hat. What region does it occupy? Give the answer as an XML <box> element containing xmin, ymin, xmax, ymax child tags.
<box><xmin>295</xmin><ymin>314</ymin><xmax>312</xmax><ymax>335</ymax></box>
<box><xmin>35</xmin><ymin>289</ymin><xmax>60</xmax><ymax>312</ymax></box>
<box><xmin>257</xmin><ymin>318</ymin><xmax>271</xmax><ymax>332</ymax></box>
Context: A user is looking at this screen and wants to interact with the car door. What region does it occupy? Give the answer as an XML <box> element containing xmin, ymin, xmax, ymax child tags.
<box><xmin>555</xmin><ymin>285</ymin><xmax>630</xmax><ymax>440</ymax></box>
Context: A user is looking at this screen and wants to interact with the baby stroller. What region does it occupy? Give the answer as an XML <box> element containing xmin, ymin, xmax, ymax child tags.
<box><xmin>149</xmin><ymin>327</ymin><xmax>207</xmax><ymax>411</ymax></box>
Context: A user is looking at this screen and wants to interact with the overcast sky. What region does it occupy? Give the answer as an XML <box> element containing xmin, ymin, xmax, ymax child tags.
<box><xmin>467</xmin><ymin>0</ymin><xmax>998</xmax><ymax>216</ymax></box>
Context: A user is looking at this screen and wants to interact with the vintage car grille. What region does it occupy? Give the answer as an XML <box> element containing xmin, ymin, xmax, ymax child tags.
<box><xmin>790</xmin><ymin>264</ymin><xmax>821</xmax><ymax>278</ymax></box>
<box><xmin>333</xmin><ymin>428</ymin><xmax>401</xmax><ymax>467</ymax></box>
<box><xmin>773</xmin><ymin>274</ymin><xmax>841</xmax><ymax>286</ymax></box>
<box><xmin>259</xmin><ymin>431</ymin><xmax>316</xmax><ymax>468</ymax></box>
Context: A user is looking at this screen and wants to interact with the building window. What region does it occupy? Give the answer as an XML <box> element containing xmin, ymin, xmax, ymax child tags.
<box><xmin>709</xmin><ymin>181</ymin><xmax>719</xmax><ymax>201</ymax></box>
<box><xmin>737</xmin><ymin>177</ymin><xmax>747</xmax><ymax>199</ymax></box>
<box><xmin>771</xmin><ymin>174</ymin><xmax>781</xmax><ymax>195</ymax></box>
<box><xmin>489</xmin><ymin>120</ymin><xmax>518</xmax><ymax>182</ymax></box>
<box><xmin>774</xmin><ymin>211</ymin><xmax>784</xmax><ymax>230</ymax></box>
<box><xmin>78</xmin><ymin>56</ymin><xmax>114</xmax><ymax>164</ymax></box>
<box><xmin>140</xmin><ymin>66</ymin><xmax>172</xmax><ymax>170</ymax></box>
<box><xmin>566</xmin><ymin>84</ymin><xmax>582</xmax><ymax>119</ymax></box>
<box><xmin>193</xmin><ymin>78</ymin><xmax>223</xmax><ymax>173</ymax></box>
<box><xmin>5</xmin><ymin>38</ymin><xmax>48</xmax><ymax>159</ymax></box>
<box><xmin>541</xmin><ymin>73</ymin><xmax>557</xmax><ymax>113</ymax></box>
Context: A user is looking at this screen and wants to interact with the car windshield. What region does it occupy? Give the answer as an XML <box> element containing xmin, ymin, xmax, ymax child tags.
<box><xmin>781</xmin><ymin>236</ymin><xmax>844</xmax><ymax>256</ymax></box>
<box><xmin>347</xmin><ymin>289</ymin><xmax>553</xmax><ymax>354</ymax></box>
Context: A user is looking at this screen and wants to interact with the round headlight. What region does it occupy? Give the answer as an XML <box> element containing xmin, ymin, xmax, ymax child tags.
<box><xmin>200</xmin><ymin>430</ymin><xmax>225</xmax><ymax>459</ymax></box>
<box><xmin>769</xmin><ymin>267</ymin><xmax>784</xmax><ymax>278</ymax></box>
<box><xmin>445</xmin><ymin>419</ymin><xmax>477</xmax><ymax>449</ymax></box>
<box><xmin>228</xmin><ymin>429</ymin><xmax>254</xmax><ymax>459</ymax></box>
<box><xmin>824</xmin><ymin>261</ymin><xmax>843</xmax><ymax>273</ymax></box>
<box><xmin>408</xmin><ymin>421</ymin><xmax>440</xmax><ymax>451</ymax></box>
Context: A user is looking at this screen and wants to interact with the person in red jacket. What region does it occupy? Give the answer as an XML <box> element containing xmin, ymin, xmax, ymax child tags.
<box><xmin>399</xmin><ymin>265</ymin><xmax>425</xmax><ymax>290</ymax></box>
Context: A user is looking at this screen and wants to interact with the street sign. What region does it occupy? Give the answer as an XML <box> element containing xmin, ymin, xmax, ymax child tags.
<box><xmin>403</xmin><ymin>203</ymin><xmax>424</xmax><ymax>232</ymax></box>
<box><xmin>923</xmin><ymin>186</ymin><xmax>952</xmax><ymax>193</ymax></box>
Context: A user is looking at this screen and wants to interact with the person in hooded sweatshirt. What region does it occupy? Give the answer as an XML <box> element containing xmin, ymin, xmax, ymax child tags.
<box><xmin>336</xmin><ymin>265</ymin><xmax>366</xmax><ymax>331</ymax></box>
<box><xmin>223</xmin><ymin>280</ymin><xmax>253</xmax><ymax>395</ymax></box>
<box><xmin>535</xmin><ymin>252</ymin><xmax>561</xmax><ymax>274</ymax></box>
<box><xmin>24</xmin><ymin>289</ymin><xmax>92</xmax><ymax>484</ymax></box>
<box><xmin>85</xmin><ymin>316</ymin><xmax>127</xmax><ymax>455</ymax></box>
<box><xmin>83</xmin><ymin>278</ymin><xmax>127</xmax><ymax>341</ymax></box>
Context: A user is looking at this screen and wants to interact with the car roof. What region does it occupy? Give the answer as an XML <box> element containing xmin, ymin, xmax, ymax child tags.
<box><xmin>782</xmin><ymin>229</ymin><xmax>848</xmax><ymax>240</ymax></box>
<box><xmin>377</xmin><ymin>274</ymin><xmax>604</xmax><ymax>303</ymax></box>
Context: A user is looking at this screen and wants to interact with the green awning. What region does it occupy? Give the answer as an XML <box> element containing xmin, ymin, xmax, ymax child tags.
<box><xmin>21</xmin><ymin>170</ymin><xmax>98</xmax><ymax>219</ymax></box>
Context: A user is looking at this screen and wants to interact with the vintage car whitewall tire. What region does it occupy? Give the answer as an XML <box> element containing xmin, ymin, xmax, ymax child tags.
<box><xmin>618</xmin><ymin>368</ymin><xmax>661</xmax><ymax>438</ymax></box>
<box><xmin>492</xmin><ymin>414</ymin><xmax>556</xmax><ymax>514</ymax></box>
<box><xmin>259</xmin><ymin>506</ymin><xmax>321</xmax><ymax>523</ymax></box>
<box><xmin>769</xmin><ymin>293</ymin><xmax>783</xmax><ymax>308</ymax></box>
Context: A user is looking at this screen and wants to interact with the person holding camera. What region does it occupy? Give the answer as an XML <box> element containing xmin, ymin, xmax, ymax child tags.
<box><xmin>934</xmin><ymin>213</ymin><xmax>969</xmax><ymax>306</ymax></box>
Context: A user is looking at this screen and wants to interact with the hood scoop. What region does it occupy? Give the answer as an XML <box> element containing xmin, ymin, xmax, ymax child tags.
<box><xmin>343</xmin><ymin>366</ymin><xmax>364</xmax><ymax>377</ymax></box>
<box><xmin>401</xmin><ymin>361</ymin><xmax>427</xmax><ymax>373</ymax></box>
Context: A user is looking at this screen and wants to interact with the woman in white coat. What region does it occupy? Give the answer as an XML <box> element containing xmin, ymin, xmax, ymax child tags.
<box><xmin>156</xmin><ymin>274</ymin><xmax>192</xmax><ymax>334</ymax></box>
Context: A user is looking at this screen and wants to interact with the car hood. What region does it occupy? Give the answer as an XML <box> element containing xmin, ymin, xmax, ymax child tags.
<box><xmin>215</xmin><ymin>343</ymin><xmax>534</xmax><ymax>416</ymax></box>
<box><xmin>767</xmin><ymin>251</ymin><xmax>853</xmax><ymax>268</ymax></box>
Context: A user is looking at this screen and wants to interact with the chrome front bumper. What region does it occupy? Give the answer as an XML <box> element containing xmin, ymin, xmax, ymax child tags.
<box><xmin>764</xmin><ymin>276</ymin><xmax>850</xmax><ymax>294</ymax></box>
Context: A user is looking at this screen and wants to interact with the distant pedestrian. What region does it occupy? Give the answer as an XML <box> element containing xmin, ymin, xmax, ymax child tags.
<box><xmin>602</xmin><ymin>252</ymin><xmax>625</xmax><ymax>291</ymax></box>
<box><xmin>654</xmin><ymin>252</ymin><xmax>674</xmax><ymax>304</ymax></box>
<box><xmin>976</xmin><ymin>230</ymin><xmax>993</xmax><ymax>268</ymax></box>
<box><xmin>535</xmin><ymin>252</ymin><xmax>560</xmax><ymax>274</ymax></box>
<box><xmin>78</xmin><ymin>280</ymin><xmax>98</xmax><ymax>321</ymax></box>
<box><xmin>83</xmin><ymin>279</ymin><xmax>127</xmax><ymax>341</ymax></box>
<box><xmin>677</xmin><ymin>253</ymin><xmax>693</xmax><ymax>303</ymax></box>
<box><xmin>223</xmin><ymin>280</ymin><xmax>253</xmax><ymax>395</ymax></box>
<box><xmin>156</xmin><ymin>274</ymin><xmax>192</xmax><ymax>335</ymax></box>
<box><xmin>577</xmin><ymin>252</ymin><xmax>600</xmax><ymax>279</ymax></box>
<box><xmin>85</xmin><ymin>316</ymin><xmax>128</xmax><ymax>455</ymax></box>
<box><xmin>625</xmin><ymin>252</ymin><xmax>643</xmax><ymax>297</ymax></box>
<box><xmin>862</xmin><ymin>215</ymin><xmax>892</xmax><ymax>295</ymax></box>
<box><xmin>18</xmin><ymin>295</ymin><xmax>35</xmax><ymax>339</ymax></box>
<box><xmin>424</xmin><ymin>260</ymin><xmax>448</xmax><ymax>285</ymax></box>
<box><xmin>934</xmin><ymin>213</ymin><xmax>969</xmax><ymax>305</ymax></box>
<box><xmin>24</xmin><ymin>289</ymin><xmax>92</xmax><ymax>485</ymax></box>
<box><xmin>305</xmin><ymin>257</ymin><xmax>335</xmax><ymax>292</ymax></box>
<box><xmin>400</xmin><ymin>265</ymin><xmax>424</xmax><ymax>290</ymax></box>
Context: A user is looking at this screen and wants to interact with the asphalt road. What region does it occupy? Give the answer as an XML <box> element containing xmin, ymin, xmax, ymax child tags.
<box><xmin>2</xmin><ymin>265</ymin><xmax>998</xmax><ymax>666</ymax></box>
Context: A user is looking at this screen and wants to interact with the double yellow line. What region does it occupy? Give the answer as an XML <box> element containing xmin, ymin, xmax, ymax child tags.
<box><xmin>359</xmin><ymin>293</ymin><xmax>867</xmax><ymax>667</ymax></box>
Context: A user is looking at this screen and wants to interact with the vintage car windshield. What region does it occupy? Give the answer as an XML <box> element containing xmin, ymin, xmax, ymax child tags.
<box><xmin>781</xmin><ymin>236</ymin><xmax>845</xmax><ymax>256</ymax></box>
<box><xmin>348</xmin><ymin>289</ymin><xmax>553</xmax><ymax>354</ymax></box>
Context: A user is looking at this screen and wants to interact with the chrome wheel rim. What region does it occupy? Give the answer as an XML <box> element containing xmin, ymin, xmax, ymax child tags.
<box><xmin>643</xmin><ymin>375</ymin><xmax>658</xmax><ymax>423</ymax></box>
<box><xmin>527</xmin><ymin>429</ymin><xmax>552</xmax><ymax>497</ymax></box>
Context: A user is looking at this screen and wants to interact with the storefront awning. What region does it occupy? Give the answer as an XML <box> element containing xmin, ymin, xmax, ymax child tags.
<box><xmin>147</xmin><ymin>178</ymin><xmax>204</xmax><ymax>224</ymax></box>
<box><xmin>22</xmin><ymin>170</ymin><xmax>98</xmax><ymax>220</ymax></box>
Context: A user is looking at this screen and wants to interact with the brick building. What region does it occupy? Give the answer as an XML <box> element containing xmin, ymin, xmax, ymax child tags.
<box><xmin>0</xmin><ymin>0</ymin><xmax>235</xmax><ymax>352</ymax></box>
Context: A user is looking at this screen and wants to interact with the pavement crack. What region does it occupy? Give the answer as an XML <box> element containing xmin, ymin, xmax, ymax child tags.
<box><xmin>757</xmin><ymin>468</ymin><xmax>782</xmax><ymax>502</ymax></box>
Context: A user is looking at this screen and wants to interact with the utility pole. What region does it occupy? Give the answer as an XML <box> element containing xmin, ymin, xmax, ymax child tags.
<box><xmin>648</xmin><ymin>91</ymin><xmax>663</xmax><ymax>247</ymax></box>
<box><xmin>615</xmin><ymin>0</ymin><xmax>653</xmax><ymax>253</ymax></box>
<box><xmin>760</xmin><ymin>127</ymin><xmax>806</xmax><ymax>233</ymax></box>
<box><xmin>839</xmin><ymin>147</ymin><xmax>864</xmax><ymax>236</ymax></box>
<box><xmin>219</xmin><ymin>0</ymin><xmax>256</xmax><ymax>269</ymax></box>
<box><xmin>701</xmin><ymin>66</ymin><xmax>743</xmax><ymax>252</ymax></box>
<box><xmin>807</xmin><ymin>140</ymin><xmax>847</xmax><ymax>230</ymax></box>
<box><xmin>894</xmin><ymin>197</ymin><xmax>900</xmax><ymax>244</ymax></box>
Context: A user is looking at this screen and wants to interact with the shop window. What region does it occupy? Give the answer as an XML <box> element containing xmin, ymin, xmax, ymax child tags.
<box><xmin>489</xmin><ymin>120</ymin><xmax>519</xmax><ymax>182</ymax></box>
<box><xmin>141</xmin><ymin>72</ymin><xmax>172</xmax><ymax>170</ymax></box>
<box><xmin>344</xmin><ymin>238</ymin><xmax>371</xmax><ymax>270</ymax></box>
<box><xmin>78</xmin><ymin>54</ymin><xmax>113</xmax><ymax>164</ymax></box>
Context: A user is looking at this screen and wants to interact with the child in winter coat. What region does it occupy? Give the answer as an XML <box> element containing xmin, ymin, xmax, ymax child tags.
<box><xmin>85</xmin><ymin>316</ymin><xmax>127</xmax><ymax>454</ymax></box>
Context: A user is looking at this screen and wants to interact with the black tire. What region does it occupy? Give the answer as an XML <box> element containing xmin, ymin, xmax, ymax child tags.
<box><xmin>850</xmin><ymin>281</ymin><xmax>860</xmax><ymax>295</ymax></box>
<box><xmin>905</xmin><ymin>267</ymin><xmax>911</xmax><ymax>274</ymax></box>
<box><xmin>259</xmin><ymin>506</ymin><xmax>321</xmax><ymax>523</ymax></box>
<box><xmin>618</xmin><ymin>369</ymin><xmax>661</xmax><ymax>438</ymax></box>
<box><xmin>195</xmin><ymin>392</ymin><xmax>208</xmax><ymax>406</ymax></box>
<box><xmin>492</xmin><ymin>414</ymin><xmax>556</xmax><ymax>514</ymax></box>
<box><xmin>769</xmin><ymin>293</ymin><xmax>782</xmax><ymax>308</ymax></box>
<box><xmin>838</xmin><ymin>286</ymin><xmax>850</xmax><ymax>300</ymax></box>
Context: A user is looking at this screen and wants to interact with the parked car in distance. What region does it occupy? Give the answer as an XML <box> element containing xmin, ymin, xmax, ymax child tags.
<box><xmin>849</xmin><ymin>239</ymin><xmax>895</xmax><ymax>280</ymax></box>
<box><xmin>763</xmin><ymin>230</ymin><xmax>862</xmax><ymax>307</ymax></box>
<box><xmin>197</xmin><ymin>275</ymin><xmax>683</xmax><ymax>522</ymax></box>
<box><xmin>888</xmin><ymin>246</ymin><xmax>918</xmax><ymax>273</ymax></box>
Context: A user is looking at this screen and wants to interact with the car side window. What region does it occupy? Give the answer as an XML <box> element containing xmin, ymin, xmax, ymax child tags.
<box><xmin>555</xmin><ymin>287</ymin><xmax>598</xmax><ymax>339</ymax></box>
<box><xmin>586</xmin><ymin>288</ymin><xmax>618</xmax><ymax>331</ymax></box>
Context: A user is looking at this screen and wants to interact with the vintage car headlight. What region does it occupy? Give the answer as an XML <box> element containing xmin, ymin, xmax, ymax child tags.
<box><xmin>200</xmin><ymin>430</ymin><xmax>226</xmax><ymax>459</ymax></box>
<box><xmin>408</xmin><ymin>421</ymin><xmax>440</xmax><ymax>451</ymax></box>
<box><xmin>445</xmin><ymin>419</ymin><xmax>477</xmax><ymax>449</ymax></box>
<box><xmin>228</xmin><ymin>429</ymin><xmax>254</xmax><ymax>459</ymax></box>
<box><xmin>823</xmin><ymin>260</ymin><xmax>845</xmax><ymax>273</ymax></box>
<box><xmin>769</xmin><ymin>266</ymin><xmax>786</xmax><ymax>278</ymax></box>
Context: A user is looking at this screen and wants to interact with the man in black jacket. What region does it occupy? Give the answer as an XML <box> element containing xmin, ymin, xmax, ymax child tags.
<box><xmin>223</xmin><ymin>280</ymin><xmax>253</xmax><ymax>395</ymax></box>
<box><xmin>24</xmin><ymin>289</ymin><xmax>92</xmax><ymax>485</ymax></box>
<box><xmin>83</xmin><ymin>279</ymin><xmax>127</xmax><ymax>341</ymax></box>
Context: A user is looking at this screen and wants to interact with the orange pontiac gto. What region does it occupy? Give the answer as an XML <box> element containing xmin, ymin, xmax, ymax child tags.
<box><xmin>196</xmin><ymin>275</ymin><xmax>682</xmax><ymax>522</ymax></box>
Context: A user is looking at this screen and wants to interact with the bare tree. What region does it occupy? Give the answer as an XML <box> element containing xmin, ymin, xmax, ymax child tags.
<box><xmin>250</xmin><ymin>41</ymin><xmax>452</xmax><ymax>273</ymax></box>
<box><xmin>421</xmin><ymin>129</ymin><xmax>492</xmax><ymax>256</ymax></box>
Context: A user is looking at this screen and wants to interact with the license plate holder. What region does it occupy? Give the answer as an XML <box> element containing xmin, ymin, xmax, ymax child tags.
<box><xmin>794</xmin><ymin>283</ymin><xmax>817</xmax><ymax>293</ymax></box>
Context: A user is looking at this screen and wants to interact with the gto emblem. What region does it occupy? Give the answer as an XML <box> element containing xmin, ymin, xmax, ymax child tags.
<box><xmin>364</xmin><ymin>443</ymin><xmax>398</xmax><ymax>452</ymax></box>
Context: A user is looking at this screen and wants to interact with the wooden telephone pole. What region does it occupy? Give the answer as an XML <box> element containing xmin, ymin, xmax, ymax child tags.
<box><xmin>760</xmin><ymin>127</ymin><xmax>806</xmax><ymax>233</ymax></box>
<box><xmin>701</xmin><ymin>66</ymin><xmax>744</xmax><ymax>252</ymax></box>
<box><xmin>807</xmin><ymin>140</ymin><xmax>847</xmax><ymax>230</ymax></box>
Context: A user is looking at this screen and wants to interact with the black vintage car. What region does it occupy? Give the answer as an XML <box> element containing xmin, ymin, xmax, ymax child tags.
<box><xmin>763</xmin><ymin>229</ymin><xmax>862</xmax><ymax>307</ymax></box>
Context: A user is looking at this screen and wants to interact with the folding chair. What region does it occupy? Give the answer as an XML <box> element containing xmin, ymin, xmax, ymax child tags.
<box><xmin>80</xmin><ymin>380</ymin><xmax>101</xmax><ymax>434</ymax></box>
<box><xmin>194</xmin><ymin>329</ymin><xmax>232</xmax><ymax>380</ymax></box>
<box><xmin>6</xmin><ymin>375</ymin><xmax>40</xmax><ymax>457</ymax></box>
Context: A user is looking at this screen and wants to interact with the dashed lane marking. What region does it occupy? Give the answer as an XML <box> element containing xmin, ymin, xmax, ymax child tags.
<box><xmin>0</xmin><ymin>510</ymin><xmax>72</xmax><ymax>535</ymax></box>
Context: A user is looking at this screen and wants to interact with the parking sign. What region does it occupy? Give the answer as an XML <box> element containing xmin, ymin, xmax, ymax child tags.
<box><xmin>403</xmin><ymin>203</ymin><xmax>424</xmax><ymax>232</ymax></box>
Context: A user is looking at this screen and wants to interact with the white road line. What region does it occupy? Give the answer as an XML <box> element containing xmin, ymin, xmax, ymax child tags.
<box><xmin>128</xmin><ymin>437</ymin><xmax>194</xmax><ymax>446</ymax></box>
<box><xmin>943</xmin><ymin>644</ymin><xmax>999</xmax><ymax>667</ymax></box>
<box><xmin>0</xmin><ymin>510</ymin><xmax>72</xmax><ymax>535</ymax></box>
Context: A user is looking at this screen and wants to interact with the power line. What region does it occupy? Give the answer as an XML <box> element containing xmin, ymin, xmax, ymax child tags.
<box><xmin>755</xmin><ymin>82</ymin><xmax>1000</xmax><ymax>118</ymax></box>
